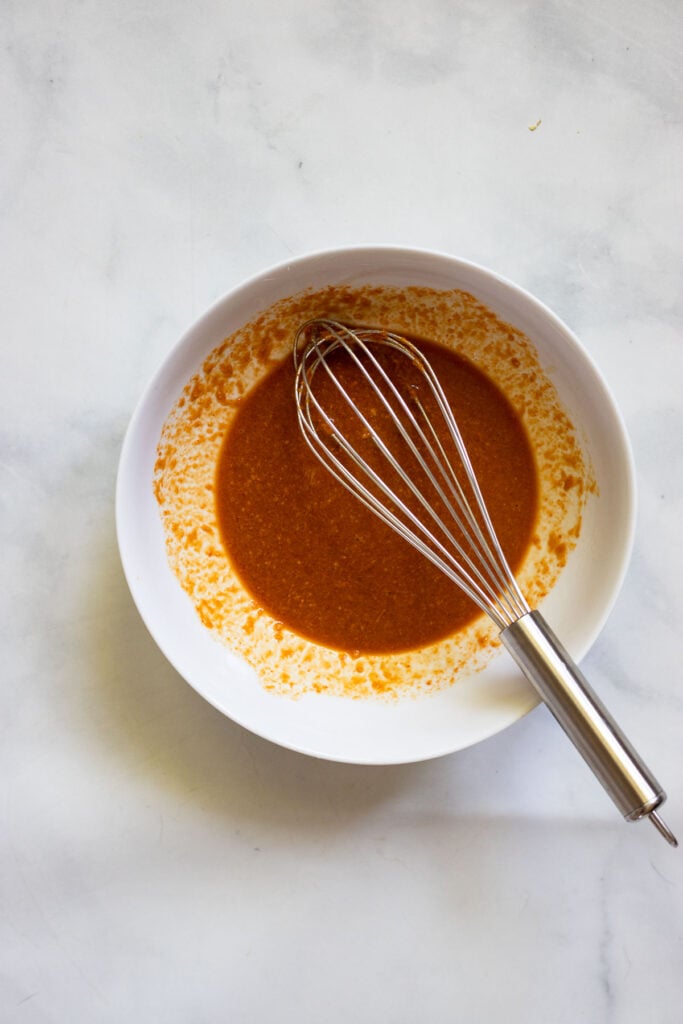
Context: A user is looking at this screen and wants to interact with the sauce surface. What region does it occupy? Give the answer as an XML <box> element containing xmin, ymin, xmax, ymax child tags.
<box><xmin>215</xmin><ymin>336</ymin><xmax>538</xmax><ymax>654</ymax></box>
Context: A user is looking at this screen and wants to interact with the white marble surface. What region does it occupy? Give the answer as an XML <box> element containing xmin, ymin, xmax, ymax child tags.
<box><xmin>2</xmin><ymin>0</ymin><xmax>682</xmax><ymax>1019</ymax></box>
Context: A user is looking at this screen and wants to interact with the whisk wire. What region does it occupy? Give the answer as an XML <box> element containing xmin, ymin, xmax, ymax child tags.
<box><xmin>396</xmin><ymin>337</ymin><xmax>529</xmax><ymax>622</ymax></box>
<box><xmin>297</xmin><ymin>351</ymin><xmax>495</xmax><ymax>617</ymax></box>
<box><xmin>313</xmin><ymin>326</ymin><xmax>505</xmax><ymax>600</ymax></box>
<box><xmin>297</xmin><ymin>338</ymin><xmax>504</xmax><ymax>623</ymax></box>
<box><xmin>414</xmin><ymin>399</ymin><xmax>529</xmax><ymax>623</ymax></box>
<box><xmin>351</xmin><ymin>338</ymin><xmax>526</xmax><ymax>622</ymax></box>
<box><xmin>295</xmin><ymin>319</ymin><xmax>529</xmax><ymax>629</ymax></box>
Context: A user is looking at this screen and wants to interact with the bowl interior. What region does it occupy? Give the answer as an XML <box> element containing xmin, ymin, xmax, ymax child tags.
<box><xmin>116</xmin><ymin>247</ymin><xmax>635</xmax><ymax>764</ymax></box>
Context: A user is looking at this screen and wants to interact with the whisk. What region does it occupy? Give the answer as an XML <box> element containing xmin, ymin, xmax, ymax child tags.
<box><xmin>293</xmin><ymin>318</ymin><xmax>677</xmax><ymax>847</ymax></box>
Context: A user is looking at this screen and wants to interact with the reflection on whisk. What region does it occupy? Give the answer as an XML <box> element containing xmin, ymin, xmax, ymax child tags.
<box><xmin>294</xmin><ymin>318</ymin><xmax>677</xmax><ymax>848</ymax></box>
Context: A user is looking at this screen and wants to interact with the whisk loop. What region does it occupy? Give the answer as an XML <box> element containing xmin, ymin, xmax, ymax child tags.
<box><xmin>294</xmin><ymin>319</ymin><xmax>527</xmax><ymax>631</ymax></box>
<box><xmin>294</xmin><ymin>318</ymin><xmax>677</xmax><ymax>847</ymax></box>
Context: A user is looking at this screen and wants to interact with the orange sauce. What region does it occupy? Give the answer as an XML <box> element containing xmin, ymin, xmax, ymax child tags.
<box><xmin>215</xmin><ymin>337</ymin><xmax>538</xmax><ymax>654</ymax></box>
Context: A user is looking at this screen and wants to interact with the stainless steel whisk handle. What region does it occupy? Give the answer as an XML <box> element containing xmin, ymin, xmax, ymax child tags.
<box><xmin>502</xmin><ymin>611</ymin><xmax>677</xmax><ymax>846</ymax></box>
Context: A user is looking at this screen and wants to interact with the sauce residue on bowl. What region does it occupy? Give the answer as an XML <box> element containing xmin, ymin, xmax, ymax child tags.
<box><xmin>215</xmin><ymin>336</ymin><xmax>538</xmax><ymax>655</ymax></box>
<box><xmin>154</xmin><ymin>284</ymin><xmax>592</xmax><ymax>700</ymax></box>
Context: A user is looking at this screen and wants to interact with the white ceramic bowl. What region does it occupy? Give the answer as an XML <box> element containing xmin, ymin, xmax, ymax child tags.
<box><xmin>116</xmin><ymin>246</ymin><xmax>635</xmax><ymax>764</ymax></box>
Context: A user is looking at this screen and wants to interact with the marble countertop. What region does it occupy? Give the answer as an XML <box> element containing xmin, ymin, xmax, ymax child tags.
<box><xmin>2</xmin><ymin>1</ymin><xmax>681</xmax><ymax>1020</ymax></box>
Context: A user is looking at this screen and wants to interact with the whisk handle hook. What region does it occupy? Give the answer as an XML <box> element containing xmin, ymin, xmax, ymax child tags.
<box><xmin>501</xmin><ymin>611</ymin><xmax>677</xmax><ymax>846</ymax></box>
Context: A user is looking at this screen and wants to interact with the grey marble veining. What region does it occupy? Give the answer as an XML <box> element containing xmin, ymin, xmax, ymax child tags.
<box><xmin>1</xmin><ymin>0</ymin><xmax>681</xmax><ymax>1020</ymax></box>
